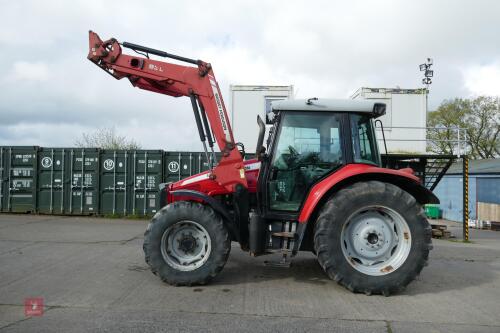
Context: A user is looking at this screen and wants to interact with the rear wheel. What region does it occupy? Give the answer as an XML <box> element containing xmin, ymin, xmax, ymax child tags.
<box><xmin>314</xmin><ymin>181</ymin><xmax>432</xmax><ymax>295</ymax></box>
<box><xmin>143</xmin><ymin>201</ymin><xmax>230</xmax><ymax>286</ymax></box>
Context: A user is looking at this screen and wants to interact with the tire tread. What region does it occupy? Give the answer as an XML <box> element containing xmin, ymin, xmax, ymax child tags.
<box><xmin>314</xmin><ymin>181</ymin><xmax>432</xmax><ymax>296</ymax></box>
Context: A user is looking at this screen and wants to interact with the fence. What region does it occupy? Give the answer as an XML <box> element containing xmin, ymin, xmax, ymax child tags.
<box><xmin>374</xmin><ymin>124</ymin><xmax>468</xmax><ymax>156</ymax></box>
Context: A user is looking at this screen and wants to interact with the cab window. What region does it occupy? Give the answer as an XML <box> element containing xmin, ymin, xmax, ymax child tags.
<box><xmin>269</xmin><ymin>112</ymin><xmax>343</xmax><ymax>211</ymax></box>
<box><xmin>350</xmin><ymin>114</ymin><xmax>380</xmax><ymax>166</ymax></box>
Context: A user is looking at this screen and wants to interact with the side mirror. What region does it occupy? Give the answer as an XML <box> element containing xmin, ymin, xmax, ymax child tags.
<box><xmin>256</xmin><ymin>115</ymin><xmax>266</xmax><ymax>161</ymax></box>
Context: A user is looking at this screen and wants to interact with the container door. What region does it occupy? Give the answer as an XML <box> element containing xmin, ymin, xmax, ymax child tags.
<box><xmin>99</xmin><ymin>150</ymin><xmax>127</xmax><ymax>216</ymax></box>
<box><xmin>198</xmin><ymin>153</ymin><xmax>211</xmax><ymax>173</ymax></box>
<box><xmin>38</xmin><ymin>148</ymin><xmax>66</xmax><ymax>214</ymax></box>
<box><xmin>0</xmin><ymin>147</ymin><xmax>6</xmax><ymax>212</ymax></box>
<box><xmin>133</xmin><ymin>150</ymin><xmax>163</xmax><ymax>216</ymax></box>
<box><xmin>164</xmin><ymin>152</ymin><xmax>183</xmax><ymax>183</ymax></box>
<box><xmin>8</xmin><ymin>147</ymin><xmax>37</xmax><ymax>213</ymax></box>
<box><xmin>69</xmin><ymin>149</ymin><xmax>99</xmax><ymax>215</ymax></box>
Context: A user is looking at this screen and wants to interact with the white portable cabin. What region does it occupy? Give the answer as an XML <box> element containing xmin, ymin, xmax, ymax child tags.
<box><xmin>228</xmin><ymin>85</ymin><xmax>294</xmax><ymax>153</ymax></box>
<box><xmin>351</xmin><ymin>87</ymin><xmax>428</xmax><ymax>153</ymax></box>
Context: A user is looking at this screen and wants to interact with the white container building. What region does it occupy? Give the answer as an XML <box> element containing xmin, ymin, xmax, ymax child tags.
<box><xmin>351</xmin><ymin>87</ymin><xmax>428</xmax><ymax>153</ymax></box>
<box><xmin>229</xmin><ymin>85</ymin><xmax>294</xmax><ymax>153</ymax></box>
<box><xmin>228</xmin><ymin>85</ymin><xmax>427</xmax><ymax>155</ymax></box>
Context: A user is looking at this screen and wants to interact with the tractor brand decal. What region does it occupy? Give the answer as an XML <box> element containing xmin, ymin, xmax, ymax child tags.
<box><xmin>181</xmin><ymin>173</ymin><xmax>210</xmax><ymax>186</ymax></box>
<box><xmin>244</xmin><ymin>162</ymin><xmax>261</xmax><ymax>171</ymax></box>
<box><xmin>41</xmin><ymin>157</ymin><xmax>53</xmax><ymax>168</ymax></box>
<box><xmin>168</xmin><ymin>161</ymin><xmax>180</xmax><ymax>173</ymax></box>
<box><xmin>103</xmin><ymin>159</ymin><xmax>115</xmax><ymax>171</ymax></box>
<box><xmin>210</xmin><ymin>81</ymin><xmax>231</xmax><ymax>142</ymax></box>
<box><xmin>148</xmin><ymin>63</ymin><xmax>163</xmax><ymax>72</ymax></box>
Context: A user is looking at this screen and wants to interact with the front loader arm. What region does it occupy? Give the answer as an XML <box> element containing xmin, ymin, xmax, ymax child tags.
<box><xmin>88</xmin><ymin>31</ymin><xmax>246</xmax><ymax>192</ymax></box>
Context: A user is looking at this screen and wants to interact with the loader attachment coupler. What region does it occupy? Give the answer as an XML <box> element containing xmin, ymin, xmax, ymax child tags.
<box><xmin>87</xmin><ymin>30</ymin><xmax>122</xmax><ymax>79</ymax></box>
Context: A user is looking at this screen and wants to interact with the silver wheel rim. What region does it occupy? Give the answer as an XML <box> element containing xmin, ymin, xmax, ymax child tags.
<box><xmin>340</xmin><ymin>206</ymin><xmax>411</xmax><ymax>276</ymax></box>
<box><xmin>161</xmin><ymin>221</ymin><xmax>211</xmax><ymax>271</ymax></box>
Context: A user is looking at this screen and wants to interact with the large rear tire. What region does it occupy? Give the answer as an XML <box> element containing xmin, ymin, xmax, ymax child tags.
<box><xmin>314</xmin><ymin>181</ymin><xmax>432</xmax><ymax>296</ymax></box>
<box><xmin>143</xmin><ymin>201</ymin><xmax>230</xmax><ymax>286</ymax></box>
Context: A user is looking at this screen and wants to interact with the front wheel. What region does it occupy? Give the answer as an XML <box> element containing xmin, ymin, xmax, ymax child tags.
<box><xmin>314</xmin><ymin>181</ymin><xmax>432</xmax><ymax>296</ymax></box>
<box><xmin>143</xmin><ymin>201</ymin><xmax>231</xmax><ymax>286</ymax></box>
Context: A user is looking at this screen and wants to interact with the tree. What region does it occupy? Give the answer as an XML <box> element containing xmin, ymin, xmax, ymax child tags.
<box><xmin>74</xmin><ymin>127</ymin><xmax>141</xmax><ymax>150</ymax></box>
<box><xmin>427</xmin><ymin>96</ymin><xmax>500</xmax><ymax>158</ymax></box>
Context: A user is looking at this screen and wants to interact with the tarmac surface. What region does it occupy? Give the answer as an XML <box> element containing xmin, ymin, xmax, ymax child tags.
<box><xmin>0</xmin><ymin>214</ymin><xmax>499</xmax><ymax>332</ymax></box>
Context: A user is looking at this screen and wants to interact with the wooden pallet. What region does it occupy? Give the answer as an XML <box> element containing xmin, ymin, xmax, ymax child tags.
<box><xmin>491</xmin><ymin>222</ymin><xmax>500</xmax><ymax>231</ymax></box>
<box><xmin>431</xmin><ymin>224</ymin><xmax>454</xmax><ymax>239</ymax></box>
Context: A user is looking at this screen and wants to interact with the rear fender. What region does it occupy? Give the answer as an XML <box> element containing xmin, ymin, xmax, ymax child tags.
<box><xmin>298</xmin><ymin>164</ymin><xmax>439</xmax><ymax>224</ymax></box>
<box><xmin>294</xmin><ymin>165</ymin><xmax>439</xmax><ymax>253</ymax></box>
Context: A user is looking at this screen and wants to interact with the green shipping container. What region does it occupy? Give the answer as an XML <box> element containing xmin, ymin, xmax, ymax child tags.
<box><xmin>37</xmin><ymin>148</ymin><xmax>99</xmax><ymax>215</ymax></box>
<box><xmin>425</xmin><ymin>204</ymin><xmax>441</xmax><ymax>219</ymax></box>
<box><xmin>0</xmin><ymin>146</ymin><xmax>38</xmax><ymax>213</ymax></box>
<box><xmin>163</xmin><ymin>152</ymin><xmax>222</xmax><ymax>184</ymax></box>
<box><xmin>0</xmin><ymin>147</ymin><xmax>252</xmax><ymax>217</ymax></box>
<box><xmin>99</xmin><ymin>150</ymin><xmax>163</xmax><ymax>216</ymax></box>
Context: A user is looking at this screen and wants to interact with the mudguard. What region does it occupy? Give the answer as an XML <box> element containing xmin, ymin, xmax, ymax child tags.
<box><xmin>170</xmin><ymin>190</ymin><xmax>232</xmax><ymax>222</ymax></box>
<box><xmin>298</xmin><ymin>164</ymin><xmax>439</xmax><ymax>223</ymax></box>
<box><xmin>169</xmin><ymin>190</ymin><xmax>240</xmax><ymax>242</ymax></box>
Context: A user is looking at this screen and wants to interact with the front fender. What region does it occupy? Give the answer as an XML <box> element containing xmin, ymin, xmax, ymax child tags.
<box><xmin>170</xmin><ymin>190</ymin><xmax>232</xmax><ymax>222</ymax></box>
<box><xmin>298</xmin><ymin>164</ymin><xmax>439</xmax><ymax>223</ymax></box>
<box><xmin>170</xmin><ymin>189</ymin><xmax>240</xmax><ymax>242</ymax></box>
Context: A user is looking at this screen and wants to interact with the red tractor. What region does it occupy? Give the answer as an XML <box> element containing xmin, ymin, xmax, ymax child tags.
<box><xmin>88</xmin><ymin>31</ymin><xmax>436</xmax><ymax>295</ymax></box>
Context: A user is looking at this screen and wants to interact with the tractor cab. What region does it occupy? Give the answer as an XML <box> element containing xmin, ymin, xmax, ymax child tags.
<box><xmin>256</xmin><ymin>98</ymin><xmax>386</xmax><ymax>217</ymax></box>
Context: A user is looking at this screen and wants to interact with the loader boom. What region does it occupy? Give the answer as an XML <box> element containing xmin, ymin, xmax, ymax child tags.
<box><xmin>87</xmin><ymin>31</ymin><xmax>247</xmax><ymax>192</ymax></box>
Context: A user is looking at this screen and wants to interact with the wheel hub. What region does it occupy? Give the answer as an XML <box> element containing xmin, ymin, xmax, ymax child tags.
<box><xmin>177</xmin><ymin>233</ymin><xmax>198</xmax><ymax>254</ymax></box>
<box><xmin>160</xmin><ymin>221</ymin><xmax>211</xmax><ymax>272</ymax></box>
<box><xmin>367</xmin><ymin>232</ymin><xmax>379</xmax><ymax>244</ymax></box>
<box><xmin>341</xmin><ymin>206</ymin><xmax>411</xmax><ymax>276</ymax></box>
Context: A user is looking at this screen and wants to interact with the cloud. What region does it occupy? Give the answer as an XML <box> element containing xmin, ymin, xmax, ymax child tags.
<box><xmin>0</xmin><ymin>0</ymin><xmax>499</xmax><ymax>149</ymax></box>
<box><xmin>462</xmin><ymin>63</ymin><xmax>500</xmax><ymax>97</ymax></box>
<box><xmin>7</xmin><ymin>61</ymin><xmax>50</xmax><ymax>82</ymax></box>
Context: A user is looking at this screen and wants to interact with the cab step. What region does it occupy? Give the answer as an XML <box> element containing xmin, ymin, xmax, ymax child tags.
<box><xmin>271</xmin><ymin>231</ymin><xmax>296</xmax><ymax>238</ymax></box>
<box><xmin>264</xmin><ymin>221</ymin><xmax>297</xmax><ymax>267</ymax></box>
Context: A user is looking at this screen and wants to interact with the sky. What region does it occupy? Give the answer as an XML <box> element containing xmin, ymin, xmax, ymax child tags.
<box><xmin>1</xmin><ymin>0</ymin><xmax>499</xmax><ymax>150</ymax></box>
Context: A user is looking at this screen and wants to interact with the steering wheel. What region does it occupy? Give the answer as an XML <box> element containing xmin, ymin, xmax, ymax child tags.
<box><xmin>288</xmin><ymin>145</ymin><xmax>299</xmax><ymax>157</ymax></box>
<box><xmin>280</xmin><ymin>145</ymin><xmax>300</xmax><ymax>169</ymax></box>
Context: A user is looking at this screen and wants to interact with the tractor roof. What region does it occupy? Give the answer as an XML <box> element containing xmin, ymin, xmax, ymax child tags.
<box><xmin>271</xmin><ymin>98</ymin><xmax>386</xmax><ymax>117</ymax></box>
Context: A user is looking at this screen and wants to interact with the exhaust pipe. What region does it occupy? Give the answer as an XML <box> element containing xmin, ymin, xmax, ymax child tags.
<box><xmin>256</xmin><ymin>115</ymin><xmax>266</xmax><ymax>160</ymax></box>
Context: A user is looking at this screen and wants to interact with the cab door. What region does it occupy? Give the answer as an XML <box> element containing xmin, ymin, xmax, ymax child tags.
<box><xmin>267</xmin><ymin>112</ymin><xmax>345</xmax><ymax>212</ymax></box>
